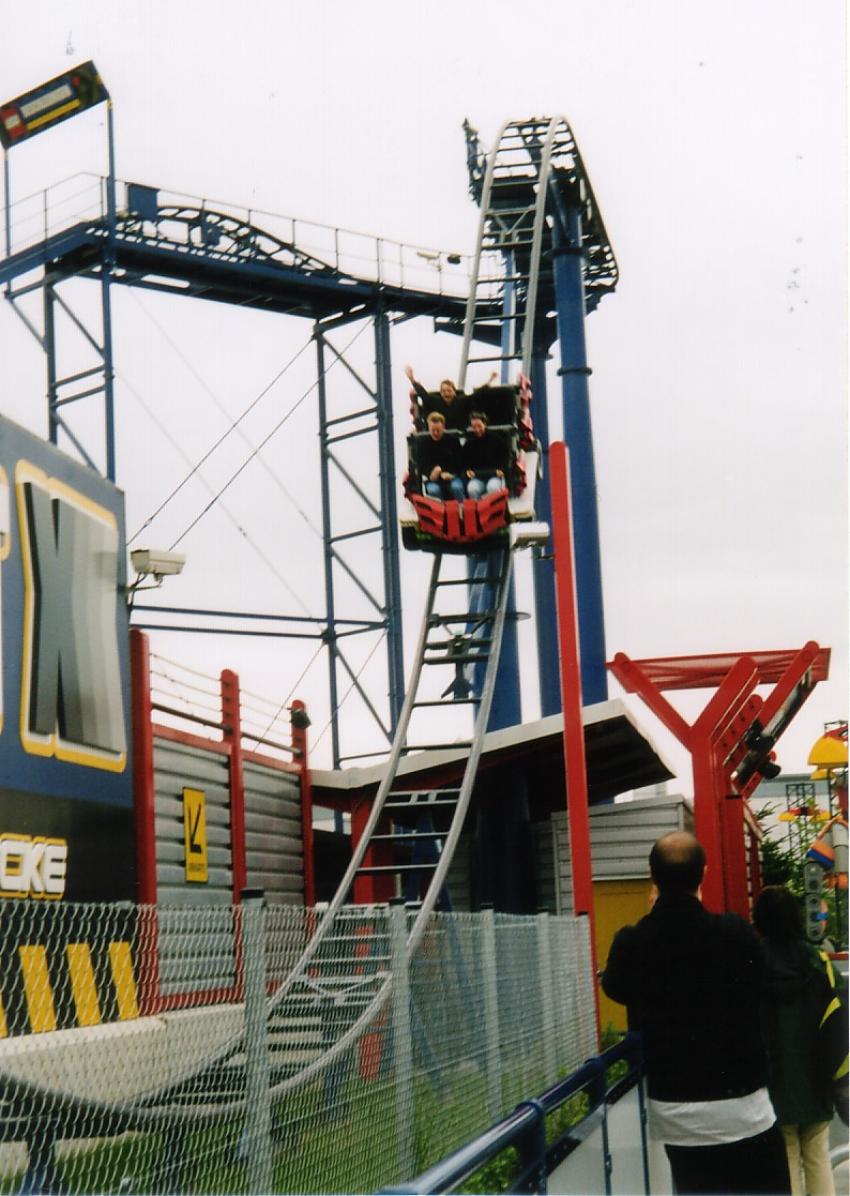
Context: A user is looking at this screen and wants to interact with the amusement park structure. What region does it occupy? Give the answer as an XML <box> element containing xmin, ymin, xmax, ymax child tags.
<box><xmin>0</xmin><ymin>67</ymin><xmax>617</xmax><ymax>763</ymax></box>
<box><xmin>0</xmin><ymin>62</ymin><xmax>839</xmax><ymax>1189</ymax></box>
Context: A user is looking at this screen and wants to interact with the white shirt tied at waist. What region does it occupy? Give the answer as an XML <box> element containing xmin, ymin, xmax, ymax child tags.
<box><xmin>649</xmin><ymin>1087</ymin><xmax>776</xmax><ymax>1146</ymax></box>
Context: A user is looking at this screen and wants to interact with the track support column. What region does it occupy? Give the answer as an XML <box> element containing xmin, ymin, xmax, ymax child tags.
<box><xmin>552</xmin><ymin>196</ymin><xmax>608</xmax><ymax>705</ymax></box>
<box><xmin>374</xmin><ymin>308</ymin><xmax>405</xmax><ymax>734</ymax></box>
<box><xmin>528</xmin><ymin>346</ymin><xmax>561</xmax><ymax>716</ymax></box>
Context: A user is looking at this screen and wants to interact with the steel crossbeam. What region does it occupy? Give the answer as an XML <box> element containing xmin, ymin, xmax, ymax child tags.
<box><xmin>608</xmin><ymin>644</ymin><xmax>830</xmax><ymax>916</ymax></box>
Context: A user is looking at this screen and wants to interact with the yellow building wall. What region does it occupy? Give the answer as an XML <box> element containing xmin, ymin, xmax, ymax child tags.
<box><xmin>593</xmin><ymin>878</ymin><xmax>653</xmax><ymax>1034</ymax></box>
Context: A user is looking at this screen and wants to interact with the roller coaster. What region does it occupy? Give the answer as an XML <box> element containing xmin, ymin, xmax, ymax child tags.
<box><xmin>0</xmin><ymin>112</ymin><xmax>614</xmax><ymax>1133</ymax></box>
<box><xmin>0</xmin><ymin>76</ymin><xmax>841</xmax><ymax>1196</ymax></box>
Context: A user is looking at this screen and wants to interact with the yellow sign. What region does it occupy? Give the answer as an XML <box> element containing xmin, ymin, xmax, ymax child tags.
<box><xmin>183</xmin><ymin>788</ymin><xmax>208</xmax><ymax>883</ymax></box>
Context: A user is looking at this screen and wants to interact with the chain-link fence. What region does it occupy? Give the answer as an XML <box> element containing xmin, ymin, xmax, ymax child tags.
<box><xmin>0</xmin><ymin>900</ymin><xmax>596</xmax><ymax>1194</ymax></box>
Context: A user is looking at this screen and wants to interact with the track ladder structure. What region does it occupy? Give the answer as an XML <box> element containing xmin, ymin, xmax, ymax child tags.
<box><xmin>263</xmin><ymin>546</ymin><xmax>517</xmax><ymax>1095</ymax></box>
<box><xmin>259</xmin><ymin>119</ymin><xmax>587</xmax><ymax>1100</ymax></box>
<box><xmin>82</xmin><ymin>118</ymin><xmax>581</xmax><ymax>1119</ymax></box>
<box><xmin>459</xmin><ymin>115</ymin><xmax>618</xmax><ymax>387</ymax></box>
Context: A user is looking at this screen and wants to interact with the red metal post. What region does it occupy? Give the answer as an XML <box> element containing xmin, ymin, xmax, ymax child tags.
<box><xmin>221</xmin><ymin>669</ymin><xmax>248</xmax><ymax>901</ymax></box>
<box><xmin>129</xmin><ymin>628</ymin><xmax>160</xmax><ymax>1012</ymax></box>
<box><xmin>691</xmin><ymin>657</ymin><xmax>760</xmax><ymax>912</ymax></box>
<box><xmin>290</xmin><ymin>700</ymin><xmax>316</xmax><ymax>908</ymax></box>
<box><xmin>131</xmin><ymin>629</ymin><xmax>158</xmax><ymax>904</ymax></box>
<box><xmin>550</xmin><ymin>441</ymin><xmax>599</xmax><ymax>1027</ymax></box>
<box><xmin>351</xmin><ymin>797</ymin><xmax>377</xmax><ymax>904</ymax></box>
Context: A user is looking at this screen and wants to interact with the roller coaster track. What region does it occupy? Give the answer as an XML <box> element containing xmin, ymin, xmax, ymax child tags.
<box><xmin>0</xmin><ymin>539</ymin><xmax>535</xmax><ymax>1131</ymax></box>
<box><xmin>0</xmin><ymin>119</ymin><xmax>574</xmax><ymax>1128</ymax></box>
<box><xmin>459</xmin><ymin>115</ymin><xmax>617</xmax><ymax>387</ymax></box>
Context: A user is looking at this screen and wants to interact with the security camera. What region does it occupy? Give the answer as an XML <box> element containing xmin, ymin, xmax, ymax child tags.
<box><xmin>130</xmin><ymin>548</ymin><xmax>186</xmax><ymax>577</ymax></box>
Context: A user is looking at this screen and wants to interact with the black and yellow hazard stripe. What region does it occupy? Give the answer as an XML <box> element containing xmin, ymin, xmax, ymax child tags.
<box><xmin>0</xmin><ymin>906</ymin><xmax>140</xmax><ymax>1037</ymax></box>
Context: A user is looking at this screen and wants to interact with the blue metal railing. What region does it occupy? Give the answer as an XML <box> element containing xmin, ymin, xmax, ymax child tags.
<box><xmin>1</xmin><ymin>171</ymin><xmax>483</xmax><ymax>300</ymax></box>
<box><xmin>381</xmin><ymin>1032</ymin><xmax>646</xmax><ymax>1195</ymax></box>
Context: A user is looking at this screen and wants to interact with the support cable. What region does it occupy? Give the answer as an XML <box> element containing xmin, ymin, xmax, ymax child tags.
<box><xmin>166</xmin><ymin>320</ymin><xmax>371</xmax><ymax>551</ymax></box>
<box><xmin>311</xmin><ymin>629</ymin><xmax>389</xmax><ymax>754</ymax></box>
<box><xmin>128</xmin><ymin>336</ymin><xmax>312</xmax><ymax>543</ymax></box>
<box><xmin>126</xmin><ymin>291</ymin><xmax>324</xmax><ymax>542</ymax></box>
<box><xmin>119</xmin><ymin>370</ymin><xmax>314</xmax><ymax>615</ymax></box>
<box><xmin>251</xmin><ymin>640</ymin><xmax>326</xmax><ymax>749</ymax></box>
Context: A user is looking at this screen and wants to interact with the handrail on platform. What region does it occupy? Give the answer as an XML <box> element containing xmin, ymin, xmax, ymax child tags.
<box><xmin>381</xmin><ymin>1033</ymin><xmax>645</xmax><ymax>1196</ymax></box>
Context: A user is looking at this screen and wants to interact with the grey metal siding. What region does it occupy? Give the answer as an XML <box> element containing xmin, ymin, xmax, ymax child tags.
<box><xmin>153</xmin><ymin>737</ymin><xmax>237</xmax><ymax>993</ymax></box>
<box><xmin>550</xmin><ymin>796</ymin><xmax>693</xmax><ymax>914</ymax></box>
<box><xmin>243</xmin><ymin>761</ymin><xmax>305</xmax><ymax>906</ymax></box>
<box><xmin>153</xmin><ymin>738</ymin><xmax>234</xmax><ymax>905</ymax></box>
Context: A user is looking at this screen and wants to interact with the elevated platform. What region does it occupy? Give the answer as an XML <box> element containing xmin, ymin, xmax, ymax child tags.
<box><xmin>0</xmin><ymin>175</ymin><xmax>480</xmax><ymax>326</ymax></box>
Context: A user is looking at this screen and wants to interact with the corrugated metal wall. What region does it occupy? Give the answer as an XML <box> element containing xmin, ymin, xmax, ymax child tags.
<box><xmin>153</xmin><ymin>738</ymin><xmax>236</xmax><ymax>994</ymax></box>
<box><xmin>154</xmin><ymin>739</ymin><xmax>234</xmax><ymax>906</ymax></box>
<box><xmin>152</xmin><ymin>739</ymin><xmax>306</xmax><ymax>995</ymax></box>
<box><xmin>548</xmin><ymin>796</ymin><xmax>692</xmax><ymax>914</ymax></box>
<box><xmin>408</xmin><ymin>796</ymin><xmax>693</xmax><ymax>916</ymax></box>
<box><xmin>243</xmin><ymin>760</ymin><xmax>303</xmax><ymax>906</ymax></box>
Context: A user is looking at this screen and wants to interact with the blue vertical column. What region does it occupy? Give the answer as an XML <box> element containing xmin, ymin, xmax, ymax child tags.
<box><xmin>103</xmin><ymin>102</ymin><xmax>118</xmax><ymax>480</ymax></box>
<box><xmin>528</xmin><ymin>348</ymin><xmax>561</xmax><ymax>716</ymax></box>
<box><xmin>552</xmin><ymin>198</ymin><xmax>608</xmax><ymax>704</ymax></box>
<box><xmin>485</xmin><ymin>262</ymin><xmax>521</xmax><ymax>731</ymax></box>
<box><xmin>374</xmin><ymin>307</ymin><xmax>405</xmax><ymax>735</ymax></box>
<box><xmin>315</xmin><ymin>330</ymin><xmax>342</xmax><ymax>769</ymax></box>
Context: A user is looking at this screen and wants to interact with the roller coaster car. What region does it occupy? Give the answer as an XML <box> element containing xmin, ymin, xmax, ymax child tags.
<box><xmin>400</xmin><ymin>378</ymin><xmax>544</xmax><ymax>554</ymax></box>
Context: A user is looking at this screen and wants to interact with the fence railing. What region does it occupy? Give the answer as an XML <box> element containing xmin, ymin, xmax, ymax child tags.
<box><xmin>3</xmin><ymin>171</ymin><xmax>496</xmax><ymax>300</ymax></box>
<box><xmin>381</xmin><ymin>1033</ymin><xmax>646</xmax><ymax>1196</ymax></box>
<box><xmin>0</xmin><ymin>900</ymin><xmax>597</xmax><ymax>1194</ymax></box>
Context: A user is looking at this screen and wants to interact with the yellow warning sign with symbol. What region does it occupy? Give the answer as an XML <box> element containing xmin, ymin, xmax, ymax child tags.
<box><xmin>183</xmin><ymin>788</ymin><xmax>208</xmax><ymax>883</ymax></box>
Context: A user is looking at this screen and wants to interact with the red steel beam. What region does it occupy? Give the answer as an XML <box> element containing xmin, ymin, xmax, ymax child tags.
<box><xmin>291</xmin><ymin>700</ymin><xmax>316</xmax><ymax>908</ymax></box>
<box><xmin>606</xmin><ymin>643</ymin><xmax>827</xmax><ymax>918</ymax></box>
<box><xmin>550</xmin><ymin>441</ymin><xmax>599</xmax><ymax>1030</ymax></box>
<box><xmin>221</xmin><ymin>669</ymin><xmax>248</xmax><ymax>901</ymax></box>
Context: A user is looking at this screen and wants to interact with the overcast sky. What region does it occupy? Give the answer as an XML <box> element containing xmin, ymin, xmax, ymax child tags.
<box><xmin>0</xmin><ymin>1</ymin><xmax>846</xmax><ymax>787</ymax></box>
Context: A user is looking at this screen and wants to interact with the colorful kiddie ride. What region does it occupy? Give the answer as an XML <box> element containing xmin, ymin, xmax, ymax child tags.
<box><xmin>400</xmin><ymin>374</ymin><xmax>543</xmax><ymax>553</ymax></box>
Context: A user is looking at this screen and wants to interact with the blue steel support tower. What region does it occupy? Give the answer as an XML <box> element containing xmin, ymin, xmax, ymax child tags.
<box><xmin>460</xmin><ymin>118</ymin><xmax>617</xmax><ymax>719</ymax></box>
<box><xmin>528</xmin><ymin>346</ymin><xmax>561</xmax><ymax>716</ymax></box>
<box><xmin>551</xmin><ymin>198</ymin><xmax>608</xmax><ymax>705</ymax></box>
<box><xmin>2</xmin><ymin>71</ymin><xmax>617</xmax><ymax>763</ymax></box>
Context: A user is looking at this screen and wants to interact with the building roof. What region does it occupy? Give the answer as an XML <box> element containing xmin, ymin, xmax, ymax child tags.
<box><xmin>311</xmin><ymin>697</ymin><xmax>676</xmax><ymax>810</ymax></box>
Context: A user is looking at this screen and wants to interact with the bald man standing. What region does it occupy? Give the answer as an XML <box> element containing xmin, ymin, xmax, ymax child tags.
<box><xmin>602</xmin><ymin>832</ymin><xmax>791</xmax><ymax>1195</ymax></box>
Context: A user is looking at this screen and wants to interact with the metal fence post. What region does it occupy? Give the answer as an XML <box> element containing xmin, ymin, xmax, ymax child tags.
<box><xmin>548</xmin><ymin>917</ymin><xmax>567</xmax><ymax>1075</ymax></box>
<box><xmin>481</xmin><ymin>905</ymin><xmax>502</xmax><ymax>1120</ymax></box>
<box><xmin>241</xmin><ymin>889</ymin><xmax>272</xmax><ymax>1195</ymax></box>
<box><xmin>389</xmin><ymin>900</ymin><xmax>414</xmax><ymax>1178</ymax></box>
<box><xmin>537</xmin><ymin>912</ymin><xmax>557</xmax><ymax>1086</ymax></box>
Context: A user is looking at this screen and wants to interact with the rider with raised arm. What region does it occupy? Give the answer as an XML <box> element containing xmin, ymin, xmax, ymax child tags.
<box><xmin>405</xmin><ymin>364</ymin><xmax>478</xmax><ymax>432</ymax></box>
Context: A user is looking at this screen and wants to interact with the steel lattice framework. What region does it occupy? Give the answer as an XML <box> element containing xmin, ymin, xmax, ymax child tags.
<box><xmin>1</xmin><ymin>97</ymin><xmax>618</xmax><ymax>761</ymax></box>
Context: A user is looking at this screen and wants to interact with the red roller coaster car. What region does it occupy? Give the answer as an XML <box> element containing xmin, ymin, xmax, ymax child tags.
<box><xmin>400</xmin><ymin>375</ymin><xmax>545</xmax><ymax>553</ymax></box>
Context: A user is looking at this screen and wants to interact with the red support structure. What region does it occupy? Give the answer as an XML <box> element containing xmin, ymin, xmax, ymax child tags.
<box><xmin>550</xmin><ymin>442</ymin><xmax>599</xmax><ymax>1028</ymax></box>
<box><xmin>291</xmin><ymin>700</ymin><xmax>316</xmax><ymax>908</ymax></box>
<box><xmin>221</xmin><ymin>669</ymin><xmax>247</xmax><ymax>902</ymax></box>
<box><xmin>608</xmin><ymin>643</ymin><xmax>830</xmax><ymax>917</ymax></box>
<box><xmin>130</xmin><ymin>629</ymin><xmax>160</xmax><ymax>1013</ymax></box>
<box><xmin>130</xmin><ymin>629</ymin><xmax>158</xmax><ymax>905</ymax></box>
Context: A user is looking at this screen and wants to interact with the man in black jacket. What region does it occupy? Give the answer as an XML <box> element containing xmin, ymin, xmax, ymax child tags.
<box><xmin>463</xmin><ymin>411</ymin><xmax>507</xmax><ymax>499</ymax></box>
<box><xmin>416</xmin><ymin>412</ymin><xmax>464</xmax><ymax>501</ymax></box>
<box><xmin>602</xmin><ymin>832</ymin><xmax>790</xmax><ymax>1195</ymax></box>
